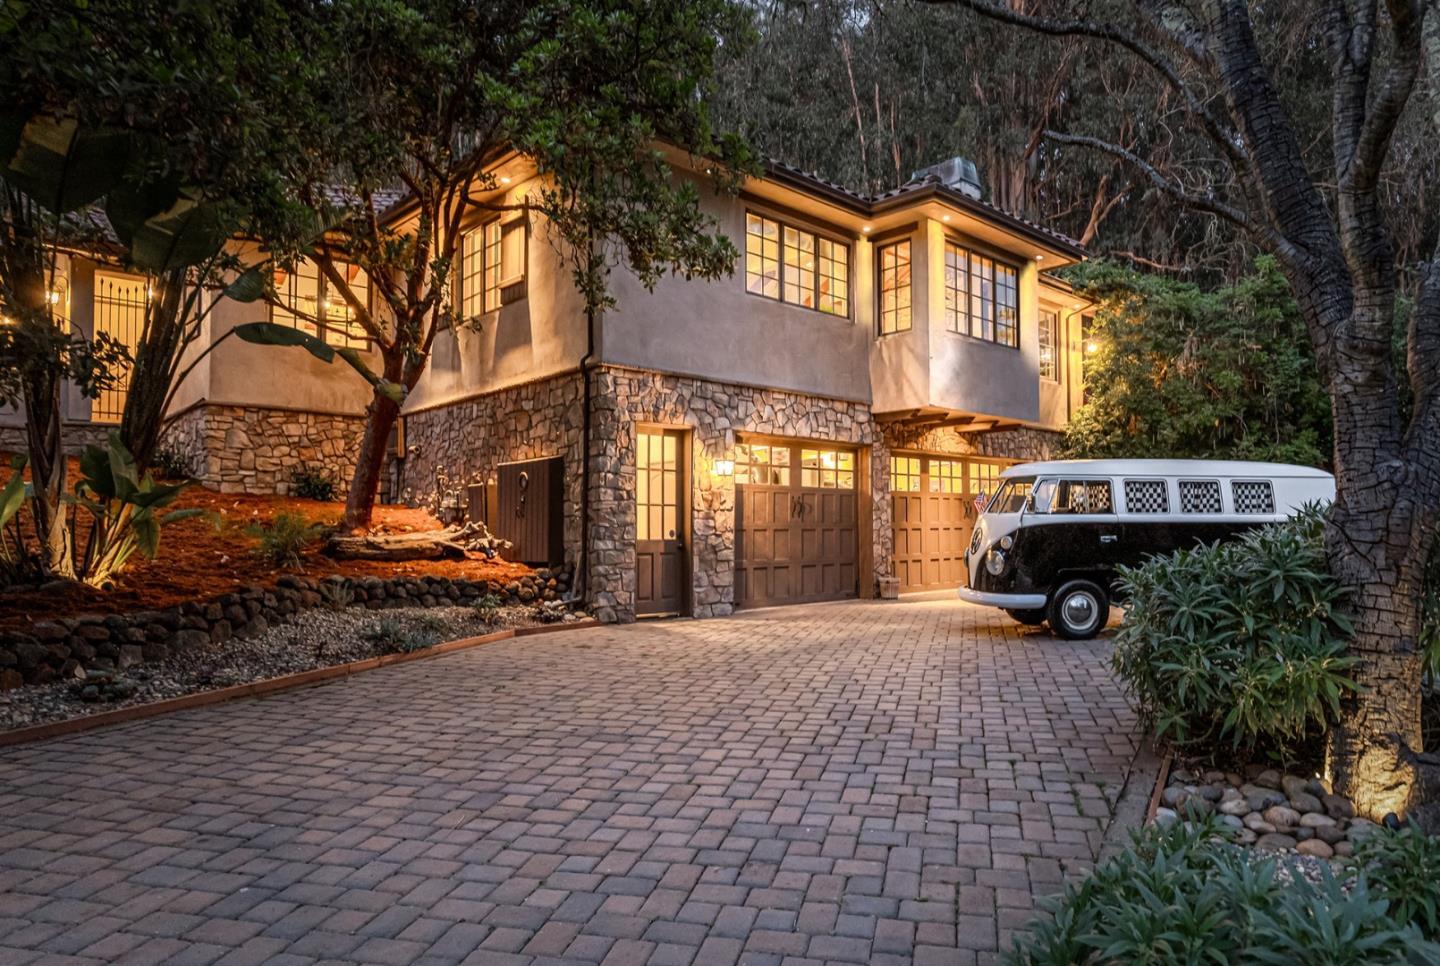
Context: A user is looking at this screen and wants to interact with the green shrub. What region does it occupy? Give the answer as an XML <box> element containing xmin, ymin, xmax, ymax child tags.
<box><xmin>1350</xmin><ymin>821</ymin><xmax>1440</xmax><ymax>939</ymax></box>
<box><xmin>363</xmin><ymin>617</ymin><xmax>442</xmax><ymax>653</ymax></box>
<box><xmin>1111</xmin><ymin>508</ymin><xmax>1358</xmax><ymax>755</ymax></box>
<box><xmin>150</xmin><ymin>445</ymin><xmax>193</xmax><ymax>481</ymax></box>
<box><xmin>473</xmin><ymin>592</ymin><xmax>503</xmax><ymax>625</ymax></box>
<box><xmin>291</xmin><ymin>465</ymin><xmax>337</xmax><ymax>502</ymax></box>
<box><xmin>1009</xmin><ymin>818</ymin><xmax>1440</xmax><ymax>965</ymax></box>
<box><xmin>249</xmin><ymin>513</ymin><xmax>328</xmax><ymax>570</ymax></box>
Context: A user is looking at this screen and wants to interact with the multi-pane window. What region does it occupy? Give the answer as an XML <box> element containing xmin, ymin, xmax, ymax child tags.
<box><xmin>745</xmin><ymin>212</ymin><xmax>849</xmax><ymax>317</ymax></box>
<box><xmin>801</xmin><ymin>448</ymin><xmax>855</xmax><ymax>489</ymax></box>
<box><xmin>636</xmin><ymin>431</ymin><xmax>678</xmax><ymax>542</ymax></box>
<box><xmin>1039</xmin><ymin>308</ymin><xmax>1059</xmax><ymax>380</ymax></box>
<box><xmin>891</xmin><ymin>456</ymin><xmax>921</xmax><ymax>492</ymax></box>
<box><xmin>968</xmin><ymin>461</ymin><xmax>1001</xmax><ymax>498</ymax></box>
<box><xmin>272</xmin><ymin>259</ymin><xmax>370</xmax><ymax>348</ymax></box>
<box><xmin>929</xmin><ymin>460</ymin><xmax>963</xmax><ymax>493</ymax></box>
<box><xmin>736</xmin><ymin>443</ymin><xmax>790</xmax><ymax>486</ymax></box>
<box><xmin>459</xmin><ymin>225</ymin><xmax>486</xmax><ymax>318</ymax></box>
<box><xmin>458</xmin><ymin>216</ymin><xmax>526</xmax><ymax>319</ymax></box>
<box><xmin>944</xmin><ymin>241</ymin><xmax>1018</xmax><ymax>348</ymax></box>
<box><xmin>879</xmin><ymin>240</ymin><xmax>912</xmax><ymax>334</ymax></box>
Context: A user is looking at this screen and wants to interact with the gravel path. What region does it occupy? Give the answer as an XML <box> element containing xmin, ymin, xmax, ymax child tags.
<box><xmin>0</xmin><ymin>604</ymin><xmax>564</xmax><ymax>732</ymax></box>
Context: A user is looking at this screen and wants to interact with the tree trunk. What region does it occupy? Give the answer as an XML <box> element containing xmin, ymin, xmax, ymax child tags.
<box><xmin>1327</xmin><ymin>580</ymin><xmax>1426</xmax><ymax>819</ymax></box>
<box><xmin>22</xmin><ymin>371</ymin><xmax>75</xmax><ymax>579</ymax></box>
<box><xmin>340</xmin><ymin>391</ymin><xmax>399</xmax><ymax>533</ymax></box>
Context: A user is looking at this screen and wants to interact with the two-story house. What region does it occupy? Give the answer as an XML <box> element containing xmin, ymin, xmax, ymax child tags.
<box><xmin>6</xmin><ymin>149</ymin><xmax>1091</xmax><ymax>622</ymax></box>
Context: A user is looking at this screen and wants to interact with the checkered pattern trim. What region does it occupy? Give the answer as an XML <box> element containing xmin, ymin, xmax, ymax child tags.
<box><xmin>1232</xmin><ymin>480</ymin><xmax>1276</xmax><ymax>514</ymax></box>
<box><xmin>1124</xmin><ymin>479</ymin><xmax>1169</xmax><ymax>514</ymax></box>
<box><xmin>1179</xmin><ymin>480</ymin><xmax>1223</xmax><ymax>514</ymax></box>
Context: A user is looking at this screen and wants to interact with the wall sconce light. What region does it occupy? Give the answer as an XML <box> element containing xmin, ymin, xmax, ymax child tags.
<box><xmin>714</xmin><ymin>458</ymin><xmax>735</xmax><ymax>477</ymax></box>
<box><xmin>1084</xmin><ymin>340</ymin><xmax>1100</xmax><ymax>355</ymax></box>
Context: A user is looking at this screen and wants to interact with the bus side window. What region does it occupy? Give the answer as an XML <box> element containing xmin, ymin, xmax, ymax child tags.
<box><xmin>1052</xmin><ymin>479</ymin><xmax>1114</xmax><ymax>514</ymax></box>
<box><xmin>1028</xmin><ymin>479</ymin><xmax>1058</xmax><ymax>513</ymax></box>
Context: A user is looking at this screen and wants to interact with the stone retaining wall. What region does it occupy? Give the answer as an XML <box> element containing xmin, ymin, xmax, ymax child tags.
<box><xmin>161</xmin><ymin>404</ymin><xmax>368</xmax><ymax>496</ymax></box>
<box><xmin>0</xmin><ymin>421</ymin><xmax>114</xmax><ymax>456</ymax></box>
<box><xmin>0</xmin><ymin>568</ymin><xmax>569</xmax><ymax>690</ymax></box>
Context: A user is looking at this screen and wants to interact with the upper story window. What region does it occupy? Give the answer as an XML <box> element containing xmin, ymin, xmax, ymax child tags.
<box><xmin>272</xmin><ymin>258</ymin><xmax>371</xmax><ymax>349</ymax></box>
<box><xmin>878</xmin><ymin>240</ymin><xmax>912</xmax><ymax>335</ymax></box>
<box><xmin>458</xmin><ymin>215</ymin><xmax>527</xmax><ymax>319</ymax></box>
<box><xmin>745</xmin><ymin>212</ymin><xmax>849</xmax><ymax>318</ymax></box>
<box><xmin>943</xmin><ymin>241</ymin><xmax>1018</xmax><ymax>348</ymax></box>
<box><xmin>1039</xmin><ymin>308</ymin><xmax>1060</xmax><ymax>380</ymax></box>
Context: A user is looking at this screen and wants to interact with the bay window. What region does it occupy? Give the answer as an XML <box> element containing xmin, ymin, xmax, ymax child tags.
<box><xmin>943</xmin><ymin>241</ymin><xmax>1019</xmax><ymax>348</ymax></box>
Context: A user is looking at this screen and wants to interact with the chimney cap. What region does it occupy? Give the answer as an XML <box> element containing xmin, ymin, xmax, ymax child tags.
<box><xmin>910</xmin><ymin>157</ymin><xmax>982</xmax><ymax>200</ymax></box>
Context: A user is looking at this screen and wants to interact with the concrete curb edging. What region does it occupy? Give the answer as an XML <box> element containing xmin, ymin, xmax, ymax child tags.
<box><xmin>0</xmin><ymin>618</ymin><xmax>599</xmax><ymax>749</ymax></box>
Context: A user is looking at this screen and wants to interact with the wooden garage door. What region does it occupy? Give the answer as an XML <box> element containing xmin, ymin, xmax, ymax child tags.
<box><xmin>735</xmin><ymin>441</ymin><xmax>859</xmax><ymax>607</ymax></box>
<box><xmin>891</xmin><ymin>456</ymin><xmax>1007</xmax><ymax>592</ymax></box>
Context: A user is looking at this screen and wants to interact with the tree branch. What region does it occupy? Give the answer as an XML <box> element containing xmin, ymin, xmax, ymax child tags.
<box><xmin>923</xmin><ymin>0</ymin><xmax>1251</xmax><ymax>172</ymax></box>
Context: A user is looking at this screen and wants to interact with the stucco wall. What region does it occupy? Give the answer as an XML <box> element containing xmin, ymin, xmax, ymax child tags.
<box><xmin>601</xmin><ymin>172</ymin><xmax>874</xmax><ymax>404</ymax></box>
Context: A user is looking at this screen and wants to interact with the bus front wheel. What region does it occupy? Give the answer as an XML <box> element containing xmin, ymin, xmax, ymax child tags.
<box><xmin>1047</xmin><ymin>580</ymin><xmax>1110</xmax><ymax>640</ymax></box>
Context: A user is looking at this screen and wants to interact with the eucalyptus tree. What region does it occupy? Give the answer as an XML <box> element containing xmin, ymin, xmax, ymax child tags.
<box><xmin>265</xmin><ymin>0</ymin><xmax>755</xmax><ymax>532</ymax></box>
<box><xmin>926</xmin><ymin>0</ymin><xmax>1440</xmax><ymax>820</ymax></box>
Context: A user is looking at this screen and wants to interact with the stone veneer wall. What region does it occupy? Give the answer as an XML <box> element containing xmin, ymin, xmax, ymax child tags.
<box><xmin>400</xmin><ymin>373</ymin><xmax>586</xmax><ymax>558</ymax></box>
<box><xmin>0</xmin><ymin>421</ymin><xmax>113</xmax><ymax>456</ymax></box>
<box><xmin>880</xmin><ymin>422</ymin><xmax>1063</xmax><ymax>461</ymax></box>
<box><xmin>162</xmin><ymin>404</ymin><xmax>367</xmax><ymax>496</ymax></box>
<box><xmin>588</xmin><ymin>367</ymin><xmax>885</xmax><ymax>622</ymax></box>
<box><xmin>402</xmin><ymin>366</ymin><xmax>885</xmax><ymax>623</ymax></box>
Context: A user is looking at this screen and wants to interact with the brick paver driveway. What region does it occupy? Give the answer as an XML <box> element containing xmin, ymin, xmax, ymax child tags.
<box><xmin>0</xmin><ymin>596</ymin><xmax>1141</xmax><ymax>966</ymax></box>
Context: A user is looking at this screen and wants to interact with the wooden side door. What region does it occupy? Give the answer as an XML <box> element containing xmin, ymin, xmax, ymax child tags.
<box><xmin>635</xmin><ymin>429</ymin><xmax>688</xmax><ymax>616</ymax></box>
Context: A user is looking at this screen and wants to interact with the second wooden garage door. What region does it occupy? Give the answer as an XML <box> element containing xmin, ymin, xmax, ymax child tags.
<box><xmin>735</xmin><ymin>441</ymin><xmax>859</xmax><ymax>607</ymax></box>
<box><xmin>891</xmin><ymin>455</ymin><xmax>1007</xmax><ymax>593</ymax></box>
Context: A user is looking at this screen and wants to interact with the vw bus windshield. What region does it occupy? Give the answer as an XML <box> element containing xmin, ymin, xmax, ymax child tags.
<box><xmin>987</xmin><ymin>477</ymin><xmax>1034</xmax><ymax>514</ymax></box>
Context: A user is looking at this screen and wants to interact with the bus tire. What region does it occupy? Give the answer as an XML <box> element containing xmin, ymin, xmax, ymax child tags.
<box><xmin>1047</xmin><ymin>580</ymin><xmax>1110</xmax><ymax>640</ymax></box>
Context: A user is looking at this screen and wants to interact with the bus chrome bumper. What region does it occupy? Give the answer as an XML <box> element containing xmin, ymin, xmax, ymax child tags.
<box><xmin>957</xmin><ymin>587</ymin><xmax>1047</xmax><ymax>609</ymax></box>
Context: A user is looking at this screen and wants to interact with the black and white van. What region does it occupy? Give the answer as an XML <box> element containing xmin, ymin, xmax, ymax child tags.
<box><xmin>958</xmin><ymin>459</ymin><xmax>1335</xmax><ymax>639</ymax></box>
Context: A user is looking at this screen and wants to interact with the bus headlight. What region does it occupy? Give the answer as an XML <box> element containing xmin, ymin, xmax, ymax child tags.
<box><xmin>985</xmin><ymin>549</ymin><xmax>1006</xmax><ymax>576</ymax></box>
<box><xmin>999</xmin><ymin>535</ymin><xmax>1013</xmax><ymax>550</ymax></box>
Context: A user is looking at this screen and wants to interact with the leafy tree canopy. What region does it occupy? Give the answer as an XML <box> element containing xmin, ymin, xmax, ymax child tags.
<box><xmin>1060</xmin><ymin>257</ymin><xmax>1333</xmax><ymax>466</ymax></box>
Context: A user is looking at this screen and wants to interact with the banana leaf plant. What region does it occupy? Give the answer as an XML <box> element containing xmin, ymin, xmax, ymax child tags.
<box><xmin>67</xmin><ymin>432</ymin><xmax>211</xmax><ymax>589</ymax></box>
<box><xmin>0</xmin><ymin>455</ymin><xmax>36</xmax><ymax>583</ymax></box>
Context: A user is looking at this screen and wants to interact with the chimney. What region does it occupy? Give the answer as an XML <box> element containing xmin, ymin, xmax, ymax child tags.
<box><xmin>910</xmin><ymin>157</ymin><xmax>982</xmax><ymax>200</ymax></box>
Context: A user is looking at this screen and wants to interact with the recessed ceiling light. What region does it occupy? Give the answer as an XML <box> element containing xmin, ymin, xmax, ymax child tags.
<box><xmin>942</xmin><ymin>214</ymin><xmax>951</xmax><ymax>222</ymax></box>
<box><xmin>861</xmin><ymin>226</ymin><xmax>872</xmax><ymax>233</ymax></box>
<box><xmin>500</xmin><ymin>175</ymin><xmax>512</xmax><ymax>185</ymax></box>
<box><xmin>1035</xmin><ymin>254</ymin><xmax>1044</xmax><ymax>261</ymax></box>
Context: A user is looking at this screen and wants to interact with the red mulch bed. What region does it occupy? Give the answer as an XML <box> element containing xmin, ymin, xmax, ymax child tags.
<box><xmin>0</xmin><ymin>461</ymin><xmax>533</xmax><ymax>632</ymax></box>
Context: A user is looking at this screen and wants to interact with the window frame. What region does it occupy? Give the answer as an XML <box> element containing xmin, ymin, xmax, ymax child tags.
<box><xmin>270</xmin><ymin>258</ymin><xmax>373</xmax><ymax>350</ymax></box>
<box><xmin>942</xmin><ymin>238</ymin><xmax>1020</xmax><ymax>349</ymax></box>
<box><xmin>744</xmin><ymin>209</ymin><xmax>851</xmax><ymax>319</ymax></box>
<box><xmin>1038</xmin><ymin>307</ymin><xmax>1060</xmax><ymax>381</ymax></box>
<box><xmin>456</xmin><ymin>213</ymin><xmax>529</xmax><ymax>323</ymax></box>
<box><xmin>877</xmin><ymin>238</ymin><xmax>913</xmax><ymax>336</ymax></box>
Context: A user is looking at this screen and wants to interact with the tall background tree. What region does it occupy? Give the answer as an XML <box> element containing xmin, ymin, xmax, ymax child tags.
<box><xmin>266</xmin><ymin>0</ymin><xmax>754</xmax><ymax>532</ymax></box>
<box><xmin>902</xmin><ymin>0</ymin><xmax>1440</xmax><ymax>820</ymax></box>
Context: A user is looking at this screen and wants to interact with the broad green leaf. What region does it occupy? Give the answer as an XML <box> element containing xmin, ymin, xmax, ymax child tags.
<box><xmin>3</xmin><ymin>115</ymin><xmax>132</xmax><ymax>213</ymax></box>
<box><xmin>233</xmin><ymin>322</ymin><xmax>336</xmax><ymax>363</ymax></box>
<box><xmin>127</xmin><ymin>192</ymin><xmax>235</xmax><ymax>271</ymax></box>
<box><xmin>223</xmin><ymin>266</ymin><xmax>268</xmax><ymax>303</ymax></box>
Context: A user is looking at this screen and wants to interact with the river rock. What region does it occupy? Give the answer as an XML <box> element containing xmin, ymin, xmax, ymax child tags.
<box><xmin>1316</xmin><ymin>825</ymin><xmax>1347</xmax><ymax>845</ymax></box>
<box><xmin>1263</xmin><ymin>805</ymin><xmax>1301</xmax><ymax>828</ymax></box>
<box><xmin>1299</xmin><ymin>812</ymin><xmax>1337</xmax><ymax>829</ymax></box>
<box><xmin>1334</xmin><ymin>840</ymin><xmax>1355</xmax><ymax>857</ymax></box>
<box><xmin>1296</xmin><ymin>838</ymin><xmax>1334</xmax><ymax>859</ymax></box>
<box><xmin>1290</xmin><ymin>792</ymin><xmax>1324</xmax><ymax>814</ymax></box>
<box><xmin>1348</xmin><ymin>818</ymin><xmax>1379</xmax><ymax>841</ymax></box>
<box><xmin>1322</xmin><ymin>794</ymin><xmax>1355</xmax><ymax>820</ymax></box>
<box><xmin>1255</xmin><ymin>769</ymin><xmax>1283</xmax><ymax>789</ymax></box>
<box><xmin>1219</xmin><ymin>798</ymin><xmax>1252</xmax><ymax>817</ymax></box>
<box><xmin>1256</xmin><ymin>833</ymin><xmax>1297</xmax><ymax>851</ymax></box>
<box><xmin>1234</xmin><ymin>827</ymin><xmax>1258</xmax><ymax>845</ymax></box>
<box><xmin>1161</xmin><ymin>786</ymin><xmax>1188</xmax><ymax>808</ymax></box>
<box><xmin>1154</xmin><ymin>807</ymin><xmax>1179</xmax><ymax>829</ymax></box>
<box><xmin>1244</xmin><ymin>813</ymin><xmax>1276</xmax><ymax>833</ymax></box>
<box><xmin>1282</xmin><ymin>775</ymin><xmax>1309</xmax><ymax>800</ymax></box>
